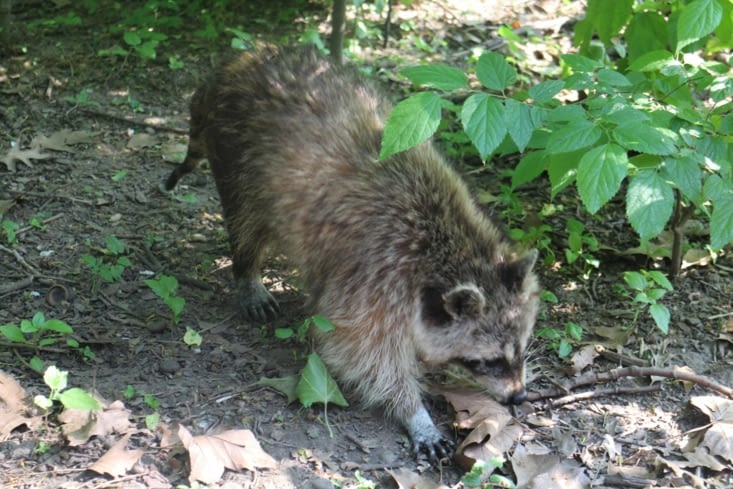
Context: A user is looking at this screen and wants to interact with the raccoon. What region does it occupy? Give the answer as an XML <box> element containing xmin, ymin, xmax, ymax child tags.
<box><xmin>165</xmin><ymin>46</ymin><xmax>540</xmax><ymax>458</ymax></box>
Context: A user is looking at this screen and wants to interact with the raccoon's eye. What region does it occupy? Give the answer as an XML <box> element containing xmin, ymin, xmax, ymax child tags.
<box><xmin>460</xmin><ymin>359</ymin><xmax>482</xmax><ymax>370</ymax></box>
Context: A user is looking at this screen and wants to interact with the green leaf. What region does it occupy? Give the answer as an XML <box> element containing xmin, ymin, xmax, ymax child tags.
<box><xmin>311</xmin><ymin>315</ymin><xmax>335</xmax><ymax>332</ymax></box>
<box><xmin>623</xmin><ymin>271</ymin><xmax>647</xmax><ymax>291</ymax></box>
<box><xmin>626</xmin><ymin>12</ymin><xmax>668</xmax><ymax>63</ymax></box>
<box><xmin>548</xmin><ymin>151</ymin><xmax>581</xmax><ymax>198</ymax></box>
<box><xmin>296</xmin><ymin>353</ymin><xmax>348</xmax><ymax>408</ymax></box>
<box><xmin>626</xmin><ymin>170</ymin><xmax>675</xmax><ymax>242</ymax></box>
<box><xmin>561</xmin><ymin>54</ymin><xmax>602</xmax><ymax>73</ymax></box>
<box><xmin>34</xmin><ymin>395</ymin><xmax>53</xmax><ymax>411</ymax></box>
<box><xmin>476</xmin><ymin>52</ymin><xmax>516</xmax><ymax>90</ymax></box>
<box><xmin>123</xmin><ymin>31</ymin><xmax>141</xmax><ymax>46</ymax></box>
<box><xmin>379</xmin><ymin>92</ymin><xmax>441</xmax><ymax>160</ymax></box>
<box><xmin>275</xmin><ymin>328</ymin><xmax>294</xmax><ymax>339</ymax></box>
<box><xmin>258</xmin><ymin>375</ymin><xmax>300</xmax><ymax>404</ymax></box>
<box><xmin>529</xmin><ymin>80</ymin><xmax>565</xmax><ymax>103</ymax></box>
<box><xmin>43</xmin><ymin>319</ymin><xmax>73</xmax><ymax>335</ymax></box>
<box><xmin>546</xmin><ymin>120</ymin><xmax>602</xmax><ymax>154</ymax></box>
<box><xmin>29</xmin><ymin>357</ymin><xmax>44</xmax><ymax>374</ymax></box>
<box><xmin>597</xmin><ymin>69</ymin><xmax>632</xmax><ymax>87</ymax></box>
<box><xmin>461</xmin><ymin>93</ymin><xmax>507</xmax><ymax>160</ymax></box>
<box><xmin>628</xmin><ymin>50</ymin><xmax>675</xmax><ymax>72</ymax></box>
<box><xmin>512</xmin><ymin>151</ymin><xmax>547</xmax><ymax>189</ymax></box>
<box><xmin>105</xmin><ymin>235</ymin><xmax>125</xmax><ymax>254</ymax></box>
<box><xmin>59</xmin><ymin>387</ymin><xmax>102</xmax><ymax>410</ymax></box>
<box><xmin>677</xmin><ymin>0</ymin><xmax>723</xmax><ymax>54</ymax></box>
<box><xmin>183</xmin><ymin>327</ymin><xmax>202</xmax><ymax>346</ymax></box>
<box><xmin>504</xmin><ymin>99</ymin><xmax>542</xmax><ymax>152</ymax></box>
<box><xmin>44</xmin><ymin>366</ymin><xmax>68</xmax><ymax>394</ymax></box>
<box><xmin>565</xmin><ymin>322</ymin><xmax>583</xmax><ymax>341</ymax></box>
<box><xmin>614</xmin><ymin>122</ymin><xmax>678</xmax><ymax>155</ymax></box>
<box><xmin>577</xmin><ymin>143</ymin><xmax>628</xmax><ymax>214</ymax></box>
<box><xmin>136</xmin><ymin>42</ymin><xmax>157</xmax><ymax>59</ymax></box>
<box><xmin>585</xmin><ymin>0</ymin><xmax>633</xmax><ymax>44</ymax></box>
<box><xmin>649</xmin><ymin>304</ymin><xmax>670</xmax><ymax>334</ymax></box>
<box><xmin>711</xmin><ymin>193</ymin><xmax>733</xmax><ymax>250</ymax></box>
<box><xmin>400</xmin><ymin>64</ymin><xmax>468</xmax><ymax>91</ymax></box>
<box><xmin>558</xmin><ymin>339</ymin><xmax>572</xmax><ymax>358</ymax></box>
<box><xmin>661</xmin><ymin>156</ymin><xmax>702</xmax><ymax>202</ymax></box>
<box><xmin>0</xmin><ymin>324</ymin><xmax>26</xmax><ymax>343</ymax></box>
<box><xmin>646</xmin><ymin>271</ymin><xmax>673</xmax><ymax>291</ymax></box>
<box><xmin>145</xmin><ymin>412</ymin><xmax>160</xmax><ymax>430</ymax></box>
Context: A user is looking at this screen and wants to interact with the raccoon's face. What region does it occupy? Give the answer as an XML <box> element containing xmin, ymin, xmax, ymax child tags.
<box><xmin>418</xmin><ymin>249</ymin><xmax>540</xmax><ymax>404</ymax></box>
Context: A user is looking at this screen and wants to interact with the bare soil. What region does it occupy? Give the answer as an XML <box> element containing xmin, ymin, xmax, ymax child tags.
<box><xmin>1</xmin><ymin>1</ymin><xmax>732</xmax><ymax>488</ymax></box>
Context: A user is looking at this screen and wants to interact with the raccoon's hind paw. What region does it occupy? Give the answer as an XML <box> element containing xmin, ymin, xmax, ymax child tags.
<box><xmin>238</xmin><ymin>279</ymin><xmax>280</xmax><ymax>323</ymax></box>
<box><xmin>408</xmin><ymin>407</ymin><xmax>454</xmax><ymax>462</ymax></box>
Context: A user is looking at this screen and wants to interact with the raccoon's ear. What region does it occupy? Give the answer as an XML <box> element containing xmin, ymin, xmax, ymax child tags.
<box><xmin>500</xmin><ymin>248</ymin><xmax>538</xmax><ymax>291</ymax></box>
<box><xmin>442</xmin><ymin>283</ymin><xmax>486</xmax><ymax>320</ymax></box>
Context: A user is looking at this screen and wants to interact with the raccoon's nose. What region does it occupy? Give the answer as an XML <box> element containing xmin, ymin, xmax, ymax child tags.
<box><xmin>510</xmin><ymin>388</ymin><xmax>527</xmax><ymax>405</ymax></box>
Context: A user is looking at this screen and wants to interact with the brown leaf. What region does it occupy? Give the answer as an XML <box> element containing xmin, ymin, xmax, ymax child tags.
<box><xmin>445</xmin><ymin>389</ymin><xmax>523</xmax><ymax>469</ymax></box>
<box><xmin>511</xmin><ymin>443</ymin><xmax>590</xmax><ymax>489</ymax></box>
<box><xmin>31</xmin><ymin>129</ymin><xmax>97</xmax><ymax>153</ymax></box>
<box><xmin>568</xmin><ymin>345</ymin><xmax>597</xmax><ymax>375</ymax></box>
<box><xmin>88</xmin><ymin>433</ymin><xmax>143</xmax><ymax>478</ymax></box>
<box><xmin>0</xmin><ymin>370</ymin><xmax>42</xmax><ymax>440</ymax></box>
<box><xmin>689</xmin><ymin>396</ymin><xmax>733</xmax><ymax>463</ymax></box>
<box><xmin>387</xmin><ymin>467</ymin><xmax>449</xmax><ymax>489</ymax></box>
<box><xmin>1</xmin><ymin>145</ymin><xmax>53</xmax><ymax>171</ymax></box>
<box><xmin>59</xmin><ymin>399</ymin><xmax>132</xmax><ymax>446</ymax></box>
<box><xmin>127</xmin><ymin>133</ymin><xmax>159</xmax><ymax>149</ymax></box>
<box><xmin>178</xmin><ymin>424</ymin><xmax>277</xmax><ymax>484</ymax></box>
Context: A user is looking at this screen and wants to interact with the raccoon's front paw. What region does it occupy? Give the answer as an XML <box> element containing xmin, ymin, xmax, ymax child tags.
<box><xmin>238</xmin><ymin>280</ymin><xmax>280</xmax><ymax>323</ymax></box>
<box><xmin>408</xmin><ymin>406</ymin><xmax>454</xmax><ymax>462</ymax></box>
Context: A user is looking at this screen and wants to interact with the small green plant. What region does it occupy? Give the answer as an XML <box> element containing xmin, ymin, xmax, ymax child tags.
<box><xmin>82</xmin><ymin>235</ymin><xmax>132</xmax><ymax>283</ymax></box>
<box><xmin>183</xmin><ymin>327</ymin><xmax>202</xmax><ymax>347</ymax></box>
<box><xmin>64</xmin><ymin>88</ymin><xmax>100</xmax><ymax>108</ymax></box>
<box><xmin>264</xmin><ymin>316</ymin><xmax>347</xmax><ymax>437</ymax></box>
<box><xmin>227</xmin><ymin>27</ymin><xmax>253</xmax><ymax>50</ymax></box>
<box><xmin>461</xmin><ymin>457</ymin><xmax>515</xmax><ymax>488</ymax></box>
<box><xmin>622</xmin><ymin>270</ymin><xmax>673</xmax><ymax>334</ymax></box>
<box><xmin>2</xmin><ymin>218</ymin><xmax>20</xmax><ymax>244</ymax></box>
<box><xmin>0</xmin><ymin>312</ymin><xmax>94</xmax><ymax>371</ymax></box>
<box><xmin>143</xmin><ymin>393</ymin><xmax>161</xmax><ymax>430</ymax></box>
<box><xmin>28</xmin><ymin>212</ymin><xmax>49</xmax><ymax>231</ymax></box>
<box><xmin>564</xmin><ymin>218</ymin><xmax>600</xmax><ymax>279</ymax></box>
<box><xmin>145</xmin><ymin>274</ymin><xmax>185</xmax><ymax>324</ymax></box>
<box><xmin>34</xmin><ymin>365</ymin><xmax>101</xmax><ymax>412</ymax></box>
<box><xmin>536</xmin><ymin>321</ymin><xmax>584</xmax><ymax>359</ymax></box>
<box><xmin>350</xmin><ymin>471</ymin><xmax>377</xmax><ymax>489</ymax></box>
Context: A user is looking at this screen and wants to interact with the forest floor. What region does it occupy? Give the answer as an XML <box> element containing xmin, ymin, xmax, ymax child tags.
<box><xmin>1</xmin><ymin>1</ymin><xmax>732</xmax><ymax>488</ymax></box>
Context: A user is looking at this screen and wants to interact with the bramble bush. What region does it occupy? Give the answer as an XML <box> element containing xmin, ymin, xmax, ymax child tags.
<box><xmin>380</xmin><ymin>0</ymin><xmax>733</xmax><ymax>278</ymax></box>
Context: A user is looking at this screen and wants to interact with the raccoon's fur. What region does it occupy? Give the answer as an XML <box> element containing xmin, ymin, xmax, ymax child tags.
<box><xmin>165</xmin><ymin>46</ymin><xmax>540</xmax><ymax>457</ymax></box>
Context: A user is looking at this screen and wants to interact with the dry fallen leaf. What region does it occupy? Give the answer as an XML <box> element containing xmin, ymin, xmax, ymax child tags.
<box><xmin>178</xmin><ymin>424</ymin><xmax>277</xmax><ymax>484</ymax></box>
<box><xmin>31</xmin><ymin>129</ymin><xmax>97</xmax><ymax>152</ymax></box>
<box><xmin>59</xmin><ymin>399</ymin><xmax>133</xmax><ymax>446</ymax></box>
<box><xmin>0</xmin><ymin>370</ymin><xmax>42</xmax><ymax>440</ymax></box>
<box><xmin>127</xmin><ymin>133</ymin><xmax>159</xmax><ymax>149</ymax></box>
<box><xmin>1</xmin><ymin>145</ymin><xmax>53</xmax><ymax>171</ymax></box>
<box><xmin>387</xmin><ymin>467</ymin><xmax>449</xmax><ymax>489</ymax></box>
<box><xmin>568</xmin><ymin>345</ymin><xmax>597</xmax><ymax>375</ymax></box>
<box><xmin>511</xmin><ymin>443</ymin><xmax>590</xmax><ymax>489</ymax></box>
<box><xmin>688</xmin><ymin>396</ymin><xmax>733</xmax><ymax>464</ymax></box>
<box><xmin>88</xmin><ymin>433</ymin><xmax>144</xmax><ymax>477</ymax></box>
<box><xmin>444</xmin><ymin>389</ymin><xmax>523</xmax><ymax>469</ymax></box>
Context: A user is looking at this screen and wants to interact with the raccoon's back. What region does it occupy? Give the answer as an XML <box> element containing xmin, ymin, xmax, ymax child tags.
<box><xmin>201</xmin><ymin>46</ymin><xmax>390</xmax><ymax>172</ymax></box>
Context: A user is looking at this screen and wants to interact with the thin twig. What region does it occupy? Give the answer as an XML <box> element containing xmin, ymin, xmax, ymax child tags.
<box><xmin>528</xmin><ymin>365</ymin><xmax>733</xmax><ymax>402</ymax></box>
<box><xmin>549</xmin><ymin>385</ymin><xmax>662</xmax><ymax>407</ymax></box>
<box><xmin>0</xmin><ymin>244</ymin><xmax>40</xmax><ymax>274</ymax></box>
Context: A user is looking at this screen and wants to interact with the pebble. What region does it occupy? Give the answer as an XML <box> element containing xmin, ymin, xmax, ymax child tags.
<box><xmin>159</xmin><ymin>358</ymin><xmax>181</xmax><ymax>374</ymax></box>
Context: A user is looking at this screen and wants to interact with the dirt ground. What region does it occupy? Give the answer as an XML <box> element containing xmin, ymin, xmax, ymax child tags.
<box><xmin>1</xmin><ymin>1</ymin><xmax>732</xmax><ymax>488</ymax></box>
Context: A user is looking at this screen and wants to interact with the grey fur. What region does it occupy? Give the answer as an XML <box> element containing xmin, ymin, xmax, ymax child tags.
<box><xmin>165</xmin><ymin>46</ymin><xmax>540</xmax><ymax>457</ymax></box>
